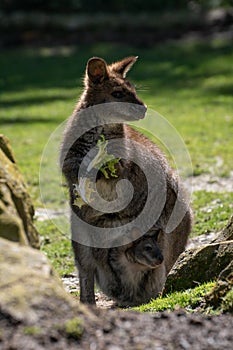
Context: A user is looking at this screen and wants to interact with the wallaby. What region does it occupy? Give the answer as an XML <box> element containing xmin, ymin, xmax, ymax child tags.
<box><xmin>60</xmin><ymin>56</ymin><xmax>192</xmax><ymax>306</ymax></box>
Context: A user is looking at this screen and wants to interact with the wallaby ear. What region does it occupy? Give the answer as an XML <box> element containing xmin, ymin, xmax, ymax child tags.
<box><xmin>86</xmin><ymin>57</ymin><xmax>109</xmax><ymax>84</ymax></box>
<box><xmin>110</xmin><ymin>56</ymin><xmax>138</xmax><ymax>78</ymax></box>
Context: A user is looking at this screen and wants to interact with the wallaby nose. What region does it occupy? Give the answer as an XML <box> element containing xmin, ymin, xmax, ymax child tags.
<box><xmin>143</xmin><ymin>104</ymin><xmax>147</xmax><ymax>114</ymax></box>
<box><xmin>154</xmin><ymin>247</ymin><xmax>164</xmax><ymax>265</ymax></box>
<box><xmin>136</xmin><ymin>97</ymin><xmax>147</xmax><ymax>108</ymax></box>
<box><xmin>136</xmin><ymin>100</ymin><xmax>147</xmax><ymax>120</ymax></box>
<box><xmin>142</xmin><ymin>104</ymin><xmax>147</xmax><ymax>118</ymax></box>
<box><xmin>157</xmin><ymin>254</ymin><xmax>163</xmax><ymax>264</ymax></box>
<box><xmin>140</xmin><ymin>102</ymin><xmax>147</xmax><ymax>114</ymax></box>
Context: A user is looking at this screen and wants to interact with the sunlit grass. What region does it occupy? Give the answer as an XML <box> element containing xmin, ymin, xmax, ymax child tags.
<box><xmin>132</xmin><ymin>282</ymin><xmax>215</xmax><ymax>313</ymax></box>
<box><xmin>36</xmin><ymin>218</ymin><xmax>74</xmax><ymax>276</ymax></box>
<box><xmin>192</xmin><ymin>191</ymin><xmax>233</xmax><ymax>237</ymax></box>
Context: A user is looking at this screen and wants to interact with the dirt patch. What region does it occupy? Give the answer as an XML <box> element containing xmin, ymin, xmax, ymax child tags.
<box><xmin>1</xmin><ymin>308</ymin><xmax>233</xmax><ymax>350</ymax></box>
<box><xmin>35</xmin><ymin>207</ymin><xmax>68</xmax><ymax>221</ymax></box>
<box><xmin>184</xmin><ymin>173</ymin><xmax>233</xmax><ymax>193</ymax></box>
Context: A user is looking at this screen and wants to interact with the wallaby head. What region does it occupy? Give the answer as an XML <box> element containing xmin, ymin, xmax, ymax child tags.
<box><xmin>82</xmin><ymin>56</ymin><xmax>146</xmax><ymax>110</ymax></box>
<box><xmin>125</xmin><ymin>235</ymin><xmax>164</xmax><ymax>269</ymax></box>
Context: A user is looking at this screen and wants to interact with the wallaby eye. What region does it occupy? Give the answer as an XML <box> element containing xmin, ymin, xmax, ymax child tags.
<box><xmin>111</xmin><ymin>91</ymin><xmax>125</xmax><ymax>99</ymax></box>
<box><xmin>144</xmin><ymin>245</ymin><xmax>153</xmax><ymax>252</ymax></box>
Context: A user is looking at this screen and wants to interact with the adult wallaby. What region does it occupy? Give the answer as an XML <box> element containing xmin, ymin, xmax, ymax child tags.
<box><xmin>60</xmin><ymin>56</ymin><xmax>192</xmax><ymax>306</ymax></box>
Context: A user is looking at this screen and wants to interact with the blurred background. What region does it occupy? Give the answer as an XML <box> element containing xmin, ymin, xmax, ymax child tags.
<box><xmin>1</xmin><ymin>0</ymin><xmax>233</xmax><ymax>47</ymax></box>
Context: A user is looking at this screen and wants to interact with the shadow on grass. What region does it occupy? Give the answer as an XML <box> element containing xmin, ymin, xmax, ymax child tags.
<box><xmin>0</xmin><ymin>116</ymin><xmax>61</xmax><ymax>125</ymax></box>
<box><xmin>205</xmin><ymin>83</ymin><xmax>233</xmax><ymax>96</ymax></box>
<box><xmin>1</xmin><ymin>41</ymin><xmax>232</xmax><ymax>99</ymax></box>
<box><xmin>0</xmin><ymin>94</ymin><xmax>74</xmax><ymax>108</ymax></box>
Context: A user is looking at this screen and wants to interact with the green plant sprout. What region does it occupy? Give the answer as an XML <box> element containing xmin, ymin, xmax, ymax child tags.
<box><xmin>90</xmin><ymin>134</ymin><xmax>121</xmax><ymax>179</ymax></box>
<box><xmin>73</xmin><ymin>179</ymin><xmax>94</xmax><ymax>208</ymax></box>
<box><xmin>73</xmin><ymin>135</ymin><xmax>121</xmax><ymax>208</ymax></box>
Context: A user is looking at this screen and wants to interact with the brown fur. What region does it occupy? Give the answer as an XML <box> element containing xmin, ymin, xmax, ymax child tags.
<box><xmin>60</xmin><ymin>56</ymin><xmax>192</xmax><ymax>306</ymax></box>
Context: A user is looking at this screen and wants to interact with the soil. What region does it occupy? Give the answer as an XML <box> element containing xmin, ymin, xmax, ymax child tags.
<box><xmin>184</xmin><ymin>173</ymin><xmax>233</xmax><ymax>193</ymax></box>
<box><xmin>1</xmin><ymin>306</ymin><xmax>233</xmax><ymax>350</ymax></box>
<box><xmin>75</xmin><ymin>310</ymin><xmax>233</xmax><ymax>350</ymax></box>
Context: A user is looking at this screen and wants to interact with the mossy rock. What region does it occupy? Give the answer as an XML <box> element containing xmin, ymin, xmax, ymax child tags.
<box><xmin>0</xmin><ymin>183</ymin><xmax>28</xmax><ymax>245</ymax></box>
<box><xmin>0</xmin><ymin>134</ymin><xmax>40</xmax><ymax>248</ymax></box>
<box><xmin>0</xmin><ymin>134</ymin><xmax>15</xmax><ymax>163</ymax></box>
<box><xmin>0</xmin><ymin>237</ymin><xmax>77</xmax><ymax>322</ymax></box>
<box><xmin>164</xmin><ymin>216</ymin><xmax>233</xmax><ymax>294</ymax></box>
<box><xmin>214</xmin><ymin>215</ymin><xmax>233</xmax><ymax>242</ymax></box>
<box><xmin>0</xmin><ymin>237</ymin><xmax>88</xmax><ymax>348</ymax></box>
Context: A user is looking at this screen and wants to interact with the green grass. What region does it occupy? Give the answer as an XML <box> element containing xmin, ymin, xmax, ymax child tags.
<box><xmin>36</xmin><ymin>219</ymin><xmax>74</xmax><ymax>276</ymax></box>
<box><xmin>63</xmin><ymin>317</ymin><xmax>84</xmax><ymax>340</ymax></box>
<box><xmin>23</xmin><ymin>326</ymin><xmax>42</xmax><ymax>336</ymax></box>
<box><xmin>132</xmin><ymin>282</ymin><xmax>215</xmax><ymax>313</ymax></box>
<box><xmin>221</xmin><ymin>289</ymin><xmax>233</xmax><ymax>313</ymax></box>
<box><xmin>192</xmin><ymin>191</ymin><xmax>233</xmax><ymax>237</ymax></box>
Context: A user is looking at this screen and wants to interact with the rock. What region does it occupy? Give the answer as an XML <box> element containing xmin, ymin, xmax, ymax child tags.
<box><xmin>214</xmin><ymin>215</ymin><xmax>233</xmax><ymax>242</ymax></box>
<box><xmin>0</xmin><ymin>237</ymin><xmax>86</xmax><ymax>348</ymax></box>
<box><xmin>163</xmin><ymin>216</ymin><xmax>233</xmax><ymax>294</ymax></box>
<box><xmin>0</xmin><ymin>134</ymin><xmax>40</xmax><ymax>248</ymax></box>
<box><xmin>0</xmin><ymin>237</ymin><xmax>69</xmax><ymax>323</ymax></box>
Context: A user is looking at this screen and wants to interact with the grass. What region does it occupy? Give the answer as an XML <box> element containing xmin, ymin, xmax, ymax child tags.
<box><xmin>1</xmin><ymin>38</ymin><xmax>233</xmax><ymax>312</ymax></box>
<box><xmin>36</xmin><ymin>219</ymin><xmax>74</xmax><ymax>276</ymax></box>
<box><xmin>23</xmin><ymin>326</ymin><xmax>42</xmax><ymax>336</ymax></box>
<box><xmin>221</xmin><ymin>289</ymin><xmax>233</xmax><ymax>313</ymax></box>
<box><xmin>192</xmin><ymin>191</ymin><xmax>233</xmax><ymax>237</ymax></box>
<box><xmin>63</xmin><ymin>317</ymin><xmax>84</xmax><ymax>340</ymax></box>
<box><xmin>132</xmin><ymin>282</ymin><xmax>215</xmax><ymax>313</ymax></box>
